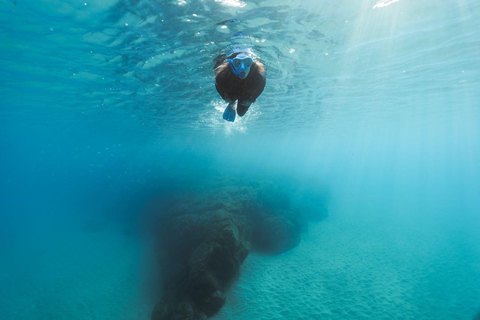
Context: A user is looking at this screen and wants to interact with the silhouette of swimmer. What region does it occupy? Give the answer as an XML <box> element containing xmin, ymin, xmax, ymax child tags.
<box><xmin>214</xmin><ymin>52</ymin><xmax>266</xmax><ymax>122</ymax></box>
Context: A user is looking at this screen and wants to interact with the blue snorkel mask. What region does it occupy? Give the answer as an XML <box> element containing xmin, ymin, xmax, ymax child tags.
<box><xmin>227</xmin><ymin>53</ymin><xmax>254</xmax><ymax>79</ymax></box>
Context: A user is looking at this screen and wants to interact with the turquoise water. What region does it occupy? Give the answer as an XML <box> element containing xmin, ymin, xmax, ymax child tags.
<box><xmin>1</xmin><ymin>0</ymin><xmax>480</xmax><ymax>319</ymax></box>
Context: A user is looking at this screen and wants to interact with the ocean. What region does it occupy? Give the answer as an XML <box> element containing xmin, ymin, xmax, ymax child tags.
<box><xmin>1</xmin><ymin>0</ymin><xmax>479</xmax><ymax>319</ymax></box>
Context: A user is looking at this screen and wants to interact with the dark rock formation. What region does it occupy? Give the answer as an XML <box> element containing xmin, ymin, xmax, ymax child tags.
<box><xmin>150</xmin><ymin>179</ymin><xmax>324</xmax><ymax>319</ymax></box>
<box><xmin>254</xmin><ymin>212</ymin><xmax>302</xmax><ymax>254</ymax></box>
<box><xmin>153</xmin><ymin>210</ymin><xmax>251</xmax><ymax>319</ymax></box>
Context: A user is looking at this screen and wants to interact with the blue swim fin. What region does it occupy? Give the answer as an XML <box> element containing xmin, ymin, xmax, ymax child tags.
<box><xmin>223</xmin><ymin>102</ymin><xmax>236</xmax><ymax>122</ymax></box>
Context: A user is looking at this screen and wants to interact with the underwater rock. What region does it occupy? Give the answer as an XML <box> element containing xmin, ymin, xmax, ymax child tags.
<box><xmin>150</xmin><ymin>178</ymin><xmax>321</xmax><ymax>319</ymax></box>
<box><xmin>242</xmin><ymin>184</ymin><xmax>304</xmax><ymax>253</ymax></box>
<box><xmin>254</xmin><ymin>212</ymin><xmax>302</xmax><ymax>254</ymax></box>
<box><xmin>153</xmin><ymin>209</ymin><xmax>251</xmax><ymax>320</ymax></box>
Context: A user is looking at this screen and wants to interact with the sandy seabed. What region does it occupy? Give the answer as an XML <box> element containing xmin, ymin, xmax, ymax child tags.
<box><xmin>215</xmin><ymin>213</ymin><xmax>480</xmax><ymax>320</ymax></box>
<box><xmin>1</xmin><ymin>209</ymin><xmax>479</xmax><ymax>320</ymax></box>
<box><xmin>0</xmin><ymin>225</ymin><xmax>153</xmax><ymax>320</ymax></box>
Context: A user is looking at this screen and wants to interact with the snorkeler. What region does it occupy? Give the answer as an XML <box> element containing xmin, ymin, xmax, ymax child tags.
<box><xmin>214</xmin><ymin>51</ymin><xmax>266</xmax><ymax>122</ymax></box>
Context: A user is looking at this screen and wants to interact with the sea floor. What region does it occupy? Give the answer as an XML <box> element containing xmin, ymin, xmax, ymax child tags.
<box><xmin>1</xmin><ymin>208</ymin><xmax>479</xmax><ymax>320</ymax></box>
<box><xmin>215</xmin><ymin>212</ymin><xmax>480</xmax><ymax>320</ymax></box>
<box><xmin>0</xmin><ymin>220</ymin><xmax>153</xmax><ymax>320</ymax></box>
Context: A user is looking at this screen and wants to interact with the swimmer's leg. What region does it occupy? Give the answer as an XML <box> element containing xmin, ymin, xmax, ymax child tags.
<box><xmin>237</xmin><ymin>100</ymin><xmax>252</xmax><ymax>117</ymax></box>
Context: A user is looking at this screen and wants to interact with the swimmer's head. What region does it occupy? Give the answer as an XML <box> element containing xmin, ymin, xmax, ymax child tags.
<box><xmin>227</xmin><ymin>53</ymin><xmax>254</xmax><ymax>79</ymax></box>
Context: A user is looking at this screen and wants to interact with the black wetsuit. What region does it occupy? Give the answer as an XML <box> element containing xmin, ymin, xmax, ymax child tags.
<box><xmin>214</xmin><ymin>53</ymin><xmax>266</xmax><ymax>116</ymax></box>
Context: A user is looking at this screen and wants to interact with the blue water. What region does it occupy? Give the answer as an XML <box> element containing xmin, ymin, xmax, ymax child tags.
<box><xmin>1</xmin><ymin>0</ymin><xmax>480</xmax><ymax>319</ymax></box>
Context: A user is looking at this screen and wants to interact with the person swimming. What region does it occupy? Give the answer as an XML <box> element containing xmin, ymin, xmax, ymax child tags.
<box><xmin>214</xmin><ymin>51</ymin><xmax>266</xmax><ymax>122</ymax></box>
